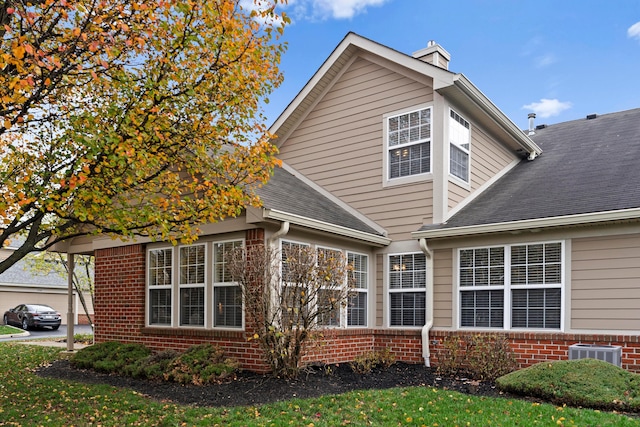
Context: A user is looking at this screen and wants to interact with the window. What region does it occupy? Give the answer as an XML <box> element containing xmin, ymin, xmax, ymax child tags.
<box><xmin>149</xmin><ymin>248</ymin><xmax>173</xmax><ymax>325</ymax></box>
<box><xmin>213</xmin><ymin>241</ymin><xmax>243</xmax><ymax>328</ymax></box>
<box><xmin>179</xmin><ymin>245</ymin><xmax>205</xmax><ymax>326</ymax></box>
<box><xmin>387</xmin><ymin>108</ymin><xmax>431</xmax><ymax>179</ymax></box>
<box><xmin>281</xmin><ymin>241</ymin><xmax>311</xmax><ymax>327</ymax></box>
<box><xmin>317</xmin><ymin>247</ymin><xmax>343</xmax><ymax>327</ymax></box>
<box><xmin>449</xmin><ymin>109</ymin><xmax>470</xmax><ymax>182</ymax></box>
<box><xmin>347</xmin><ymin>252</ymin><xmax>368</xmax><ymax>327</ymax></box>
<box><xmin>459</xmin><ymin>242</ymin><xmax>563</xmax><ymax>330</ymax></box>
<box><xmin>146</xmin><ymin>239</ymin><xmax>244</xmax><ymax>329</ymax></box>
<box><xmin>389</xmin><ymin>253</ymin><xmax>426</xmax><ymax>327</ymax></box>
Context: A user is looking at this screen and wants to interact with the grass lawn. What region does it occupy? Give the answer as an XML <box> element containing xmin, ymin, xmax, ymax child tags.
<box><xmin>0</xmin><ymin>324</ymin><xmax>23</xmax><ymax>335</ymax></box>
<box><xmin>0</xmin><ymin>342</ymin><xmax>638</xmax><ymax>426</ymax></box>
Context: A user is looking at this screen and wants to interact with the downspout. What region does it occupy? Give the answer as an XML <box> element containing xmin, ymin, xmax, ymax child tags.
<box><xmin>419</xmin><ymin>238</ymin><xmax>434</xmax><ymax>366</ymax></box>
<box><xmin>269</xmin><ymin>221</ymin><xmax>290</xmax><ymax>245</ymax></box>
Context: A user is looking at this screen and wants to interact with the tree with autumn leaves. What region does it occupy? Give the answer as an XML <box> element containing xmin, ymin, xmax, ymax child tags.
<box><xmin>0</xmin><ymin>0</ymin><xmax>288</xmax><ymax>274</ymax></box>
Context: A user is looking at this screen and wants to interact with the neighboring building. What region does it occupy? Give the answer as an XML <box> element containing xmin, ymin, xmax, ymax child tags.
<box><xmin>1</xmin><ymin>242</ymin><xmax>94</xmax><ymax>325</ymax></box>
<box><xmin>55</xmin><ymin>33</ymin><xmax>640</xmax><ymax>372</ymax></box>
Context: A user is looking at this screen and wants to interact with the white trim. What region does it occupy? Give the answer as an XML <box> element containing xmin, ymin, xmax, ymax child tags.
<box><xmin>263</xmin><ymin>209</ymin><xmax>391</xmax><ymax>246</ymax></box>
<box><xmin>414</xmin><ymin>208</ymin><xmax>640</xmax><ymax>240</ymax></box>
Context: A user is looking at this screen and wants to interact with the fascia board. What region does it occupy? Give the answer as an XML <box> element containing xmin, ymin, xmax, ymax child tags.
<box><xmin>446</xmin><ymin>74</ymin><xmax>542</xmax><ymax>156</ymax></box>
<box><xmin>412</xmin><ymin>208</ymin><xmax>640</xmax><ymax>240</ymax></box>
<box><xmin>264</xmin><ymin>208</ymin><xmax>391</xmax><ymax>247</ymax></box>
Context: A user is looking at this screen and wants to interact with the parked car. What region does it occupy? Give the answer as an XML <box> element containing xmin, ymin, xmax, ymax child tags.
<box><xmin>3</xmin><ymin>304</ymin><xmax>62</xmax><ymax>330</ymax></box>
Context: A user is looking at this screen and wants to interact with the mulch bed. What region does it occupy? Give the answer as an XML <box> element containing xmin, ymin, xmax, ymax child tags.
<box><xmin>38</xmin><ymin>361</ymin><xmax>508</xmax><ymax>408</ymax></box>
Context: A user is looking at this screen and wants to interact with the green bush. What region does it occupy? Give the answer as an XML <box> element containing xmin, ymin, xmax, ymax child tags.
<box><xmin>71</xmin><ymin>341</ymin><xmax>151</xmax><ymax>373</ymax></box>
<box><xmin>124</xmin><ymin>349</ymin><xmax>180</xmax><ymax>380</ymax></box>
<box><xmin>349</xmin><ymin>348</ymin><xmax>396</xmax><ymax>374</ymax></box>
<box><xmin>164</xmin><ymin>343</ymin><xmax>238</xmax><ymax>385</ymax></box>
<box><xmin>497</xmin><ymin>358</ymin><xmax>640</xmax><ymax>412</ymax></box>
<box><xmin>436</xmin><ymin>334</ymin><xmax>517</xmax><ymax>381</ymax></box>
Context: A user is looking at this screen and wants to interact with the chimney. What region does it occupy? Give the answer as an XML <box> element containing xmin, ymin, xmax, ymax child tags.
<box><xmin>412</xmin><ymin>40</ymin><xmax>451</xmax><ymax>70</ymax></box>
<box><xmin>527</xmin><ymin>113</ymin><xmax>536</xmax><ymax>136</ymax></box>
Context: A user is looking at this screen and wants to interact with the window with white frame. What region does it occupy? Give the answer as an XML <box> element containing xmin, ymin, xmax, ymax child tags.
<box><xmin>148</xmin><ymin>248</ymin><xmax>173</xmax><ymax>326</ymax></box>
<box><xmin>213</xmin><ymin>240</ymin><xmax>243</xmax><ymax>328</ymax></box>
<box><xmin>459</xmin><ymin>242</ymin><xmax>562</xmax><ymax>330</ymax></box>
<box><xmin>389</xmin><ymin>253</ymin><xmax>426</xmax><ymax>327</ymax></box>
<box><xmin>317</xmin><ymin>247</ymin><xmax>343</xmax><ymax>327</ymax></box>
<box><xmin>387</xmin><ymin>107</ymin><xmax>431</xmax><ymax>179</ymax></box>
<box><xmin>281</xmin><ymin>241</ymin><xmax>311</xmax><ymax>327</ymax></box>
<box><xmin>449</xmin><ymin>109</ymin><xmax>470</xmax><ymax>182</ymax></box>
<box><xmin>179</xmin><ymin>245</ymin><xmax>206</xmax><ymax>326</ymax></box>
<box><xmin>347</xmin><ymin>252</ymin><xmax>368</xmax><ymax>327</ymax></box>
<box><xmin>146</xmin><ymin>239</ymin><xmax>244</xmax><ymax>329</ymax></box>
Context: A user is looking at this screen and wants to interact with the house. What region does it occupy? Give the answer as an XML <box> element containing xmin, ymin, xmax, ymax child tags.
<box><xmin>1</xmin><ymin>240</ymin><xmax>94</xmax><ymax>326</ymax></box>
<box><xmin>55</xmin><ymin>32</ymin><xmax>640</xmax><ymax>372</ymax></box>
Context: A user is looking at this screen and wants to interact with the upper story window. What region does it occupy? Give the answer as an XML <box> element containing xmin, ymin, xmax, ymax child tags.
<box><xmin>449</xmin><ymin>109</ymin><xmax>470</xmax><ymax>183</ymax></box>
<box><xmin>458</xmin><ymin>242</ymin><xmax>563</xmax><ymax>330</ymax></box>
<box><xmin>387</xmin><ymin>107</ymin><xmax>431</xmax><ymax>179</ymax></box>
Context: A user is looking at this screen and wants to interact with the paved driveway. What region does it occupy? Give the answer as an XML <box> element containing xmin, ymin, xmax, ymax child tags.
<box><xmin>0</xmin><ymin>324</ymin><xmax>93</xmax><ymax>342</ymax></box>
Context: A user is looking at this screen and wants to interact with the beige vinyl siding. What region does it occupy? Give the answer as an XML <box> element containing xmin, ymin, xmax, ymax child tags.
<box><xmin>447</xmin><ymin>125</ymin><xmax>517</xmax><ymax>211</ymax></box>
<box><xmin>375</xmin><ymin>253</ymin><xmax>383</xmax><ymax>327</ymax></box>
<box><xmin>278</xmin><ymin>56</ymin><xmax>435</xmax><ymax>240</ymax></box>
<box><xmin>571</xmin><ymin>233</ymin><xmax>640</xmax><ymax>330</ymax></box>
<box><xmin>448</xmin><ymin>183</ymin><xmax>467</xmax><ymax>210</ymax></box>
<box><xmin>469</xmin><ymin>126</ymin><xmax>516</xmax><ymax>192</ymax></box>
<box><xmin>433</xmin><ymin>248</ymin><xmax>453</xmax><ymax>327</ymax></box>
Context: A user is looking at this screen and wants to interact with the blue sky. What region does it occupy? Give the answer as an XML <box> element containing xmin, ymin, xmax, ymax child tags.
<box><xmin>261</xmin><ymin>0</ymin><xmax>640</xmax><ymax>130</ymax></box>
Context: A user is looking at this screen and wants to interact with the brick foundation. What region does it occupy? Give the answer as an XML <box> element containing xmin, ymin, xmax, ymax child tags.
<box><xmin>429</xmin><ymin>330</ymin><xmax>640</xmax><ymax>373</ymax></box>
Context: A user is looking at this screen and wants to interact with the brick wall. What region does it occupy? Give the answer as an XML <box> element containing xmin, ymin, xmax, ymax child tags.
<box><xmin>429</xmin><ymin>330</ymin><xmax>640</xmax><ymax>372</ymax></box>
<box><xmin>93</xmin><ymin>240</ymin><xmax>640</xmax><ymax>373</ymax></box>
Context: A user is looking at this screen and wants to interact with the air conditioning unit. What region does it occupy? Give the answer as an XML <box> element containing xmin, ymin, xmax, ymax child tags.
<box><xmin>568</xmin><ymin>344</ymin><xmax>622</xmax><ymax>367</ymax></box>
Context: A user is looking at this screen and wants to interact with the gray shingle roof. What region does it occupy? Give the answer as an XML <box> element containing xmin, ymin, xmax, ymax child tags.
<box><xmin>257</xmin><ymin>167</ymin><xmax>383</xmax><ymax>236</ymax></box>
<box><xmin>420</xmin><ymin>108</ymin><xmax>640</xmax><ymax>231</ymax></box>
<box><xmin>0</xmin><ymin>259</ymin><xmax>66</xmax><ymax>287</ymax></box>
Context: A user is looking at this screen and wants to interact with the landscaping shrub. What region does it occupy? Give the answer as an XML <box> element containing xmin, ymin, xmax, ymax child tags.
<box><xmin>436</xmin><ymin>334</ymin><xmax>517</xmax><ymax>381</ymax></box>
<box><xmin>71</xmin><ymin>341</ymin><xmax>151</xmax><ymax>373</ymax></box>
<box><xmin>163</xmin><ymin>343</ymin><xmax>238</xmax><ymax>385</ymax></box>
<box><xmin>124</xmin><ymin>349</ymin><xmax>180</xmax><ymax>380</ymax></box>
<box><xmin>496</xmin><ymin>358</ymin><xmax>640</xmax><ymax>412</ymax></box>
<box><xmin>349</xmin><ymin>348</ymin><xmax>396</xmax><ymax>374</ymax></box>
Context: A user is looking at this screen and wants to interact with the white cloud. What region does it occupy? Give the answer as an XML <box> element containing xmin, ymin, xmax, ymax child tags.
<box><xmin>534</xmin><ymin>54</ymin><xmax>555</xmax><ymax>68</ymax></box>
<box><xmin>628</xmin><ymin>21</ymin><xmax>640</xmax><ymax>41</ymax></box>
<box><xmin>522</xmin><ymin>99</ymin><xmax>572</xmax><ymax>118</ymax></box>
<box><xmin>282</xmin><ymin>0</ymin><xmax>390</xmax><ymax>20</ymax></box>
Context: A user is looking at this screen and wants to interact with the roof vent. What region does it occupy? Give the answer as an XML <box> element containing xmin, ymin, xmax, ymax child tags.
<box><xmin>535</xmin><ymin>124</ymin><xmax>547</xmax><ymax>130</ymax></box>
<box><xmin>527</xmin><ymin>113</ymin><xmax>536</xmax><ymax>136</ymax></box>
<box><xmin>586</xmin><ymin>113</ymin><xmax>597</xmax><ymax>120</ymax></box>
